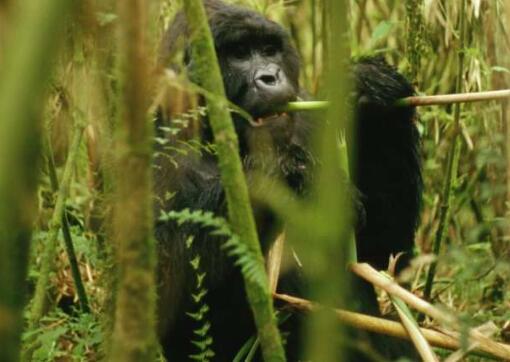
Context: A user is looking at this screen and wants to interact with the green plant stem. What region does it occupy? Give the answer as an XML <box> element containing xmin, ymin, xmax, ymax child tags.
<box><xmin>283</xmin><ymin>101</ymin><xmax>329</xmax><ymax>111</ymax></box>
<box><xmin>337</xmin><ymin>136</ymin><xmax>358</xmax><ymax>263</ymax></box>
<box><xmin>303</xmin><ymin>0</ymin><xmax>352</xmax><ymax>360</ymax></box>
<box><xmin>405</xmin><ymin>0</ymin><xmax>425</xmax><ymax>81</ymax></box>
<box><xmin>396</xmin><ymin>89</ymin><xmax>510</xmax><ymax>107</ymax></box>
<box><xmin>275</xmin><ymin>292</ymin><xmax>509</xmax><ymax>360</ymax></box>
<box><xmin>422</xmin><ymin>0</ymin><xmax>467</xmax><ymax>304</ymax></box>
<box><xmin>311</xmin><ymin>0</ymin><xmax>317</xmax><ymax>83</ymax></box>
<box><xmin>45</xmin><ymin>137</ymin><xmax>90</xmax><ymax>313</ymax></box>
<box><xmin>29</xmin><ymin>125</ymin><xmax>85</xmax><ymax>327</ymax></box>
<box><xmin>108</xmin><ymin>0</ymin><xmax>158</xmax><ymax>360</ymax></box>
<box><xmin>381</xmin><ymin>270</ymin><xmax>437</xmax><ymax>361</ymax></box>
<box><xmin>181</xmin><ymin>1</ymin><xmax>286</xmax><ymax>361</ymax></box>
<box><xmin>0</xmin><ymin>1</ymin><xmax>74</xmax><ymax>359</ymax></box>
<box><xmin>285</xmin><ymin>90</ymin><xmax>510</xmax><ymax>111</ymax></box>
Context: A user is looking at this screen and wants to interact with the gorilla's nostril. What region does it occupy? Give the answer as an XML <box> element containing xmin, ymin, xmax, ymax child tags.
<box><xmin>259</xmin><ymin>74</ymin><xmax>277</xmax><ymax>85</ymax></box>
<box><xmin>254</xmin><ymin>68</ymin><xmax>280</xmax><ymax>87</ymax></box>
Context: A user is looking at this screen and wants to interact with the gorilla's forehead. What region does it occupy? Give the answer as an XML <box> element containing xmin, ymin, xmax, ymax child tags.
<box><xmin>208</xmin><ymin>6</ymin><xmax>288</xmax><ymax>48</ymax></box>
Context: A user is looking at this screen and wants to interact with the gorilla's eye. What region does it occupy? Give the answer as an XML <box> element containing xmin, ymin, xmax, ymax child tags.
<box><xmin>229</xmin><ymin>44</ymin><xmax>251</xmax><ymax>60</ymax></box>
<box><xmin>261</xmin><ymin>44</ymin><xmax>278</xmax><ymax>57</ymax></box>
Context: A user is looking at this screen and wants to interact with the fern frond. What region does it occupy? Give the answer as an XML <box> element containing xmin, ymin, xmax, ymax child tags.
<box><xmin>159</xmin><ymin>209</ymin><xmax>267</xmax><ymax>288</ymax></box>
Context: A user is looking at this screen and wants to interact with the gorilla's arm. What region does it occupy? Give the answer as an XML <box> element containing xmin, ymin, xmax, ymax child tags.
<box><xmin>352</xmin><ymin>57</ymin><xmax>422</xmax><ymax>270</ymax></box>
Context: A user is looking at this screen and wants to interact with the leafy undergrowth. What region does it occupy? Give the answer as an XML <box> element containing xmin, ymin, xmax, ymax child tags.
<box><xmin>23</xmin><ymin>311</ymin><xmax>102</xmax><ymax>362</ymax></box>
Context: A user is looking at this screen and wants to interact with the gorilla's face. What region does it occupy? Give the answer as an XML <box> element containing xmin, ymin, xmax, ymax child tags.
<box><xmin>218</xmin><ymin>35</ymin><xmax>298</xmax><ymax>119</ymax></box>
<box><xmin>172</xmin><ymin>1</ymin><xmax>306</xmax><ymax>155</ymax></box>
<box><xmin>209</xmin><ymin>4</ymin><xmax>300</xmax><ymax>122</ymax></box>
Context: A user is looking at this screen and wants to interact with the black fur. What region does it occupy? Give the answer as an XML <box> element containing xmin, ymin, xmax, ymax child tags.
<box><xmin>155</xmin><ymin>1</ymin><xmax>422</xmax><ymax>360</ymax></box>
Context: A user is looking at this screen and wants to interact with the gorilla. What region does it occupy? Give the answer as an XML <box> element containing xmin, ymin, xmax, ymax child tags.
<box><xmin>154</xmin><ymin>0</ymin><xmax>422</xmax><ymax>360</ymax></box>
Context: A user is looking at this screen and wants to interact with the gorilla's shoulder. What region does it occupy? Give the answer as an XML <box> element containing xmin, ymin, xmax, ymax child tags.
<box><xmin>353</xmin><ymin>56</ymin><xmax>415</xmax><ymax>107</ymax></box>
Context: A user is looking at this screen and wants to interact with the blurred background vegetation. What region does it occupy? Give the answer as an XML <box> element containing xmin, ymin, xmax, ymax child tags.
<box><xmin>0</xmin><ymin>0</ymin><xmax>509</xmax><ymax>360</ymax></box>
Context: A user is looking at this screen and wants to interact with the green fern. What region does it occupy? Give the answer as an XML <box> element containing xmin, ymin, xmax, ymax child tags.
<box><xmin>159</xmin><ymin>209</ymin><xmax>269</xmax><ymax>360</ymax></box>
<box><xmin>154</xmin><ymin>106</ymin><xmax>213</xmax><ymax>155</ymax></box>
<box><xmin>185</xmin><ymin>236</ymin><xmax>215</xmax><ymax>361</ymax></box>
<box><xmin>159</xmin><ymin>208</ymin><xmax>267</xmax><ymax>289</ymax></box>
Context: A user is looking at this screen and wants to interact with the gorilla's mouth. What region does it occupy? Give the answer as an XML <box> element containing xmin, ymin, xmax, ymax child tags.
<box><xmin>250</xmin><ymin>111</ymin><xmax>289</xmax><ymax>127</ymax></box>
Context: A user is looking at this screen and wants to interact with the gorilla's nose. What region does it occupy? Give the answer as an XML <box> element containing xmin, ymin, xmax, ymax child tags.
<box><xmin>253</xmin><ymin>66</ymin><xmax>294</xmax><ymax>107</ymax></box>
<box><xmin>254</xmin><ymin>67</ymin><xmax>281</xmax><ymax>89</ymax></box>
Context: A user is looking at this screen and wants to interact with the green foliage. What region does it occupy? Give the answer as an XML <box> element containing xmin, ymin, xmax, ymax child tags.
<box><xmin>366</xmin><ymin>20</ymin><xmax>394</xmax><ymax>52</ymax></box>
<box><xmin>158</xmin><ymin>208</ymin><xmax>274</xmax><ymax>360</ymax></box>
<box><xmin>405</xmin><ymin>0</ymin><xmax>428</xmax><ymax>79</ymax></box>
<box><xmin>180</xmin><ymin>0</ymin><xmax>284</xmax><ymax>357</ymax></box>
<box><xmin>154</xmin><ymin>106</ymin><xmax>216</xmax><ymax>167</ymax></box>
<box><xmin>25</xmin><ymin>214</ymin><xmax>104</xmax><ymax>358</ymax></box>
<box><xmin>22</xmin><ymin>311</ymin><xmax>102</xmax><ymax>361</ymax></box>
<box><xmin>184</xmin><ymin>236</ymin><xmax>215</xmax><ymax>362</ymax></box>
<box><xmin>6</xmin><ymin>0</ymin><xmax>510</xmax><ymax>360</ymax></box>
<box><xmin>159</xmin><ymin>209</ymin><xmax>267</xmax><ymax>289</ymax></box>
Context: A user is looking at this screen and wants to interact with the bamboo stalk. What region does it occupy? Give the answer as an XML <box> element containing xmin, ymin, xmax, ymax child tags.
<box><xmin>351</xmin><ymin>264</ymin><xmax>454</xmax><ymax>327</ymax></box>
<box><xmin>405</xmin><ymin>0</ymin><xmax>425</xmax><ymax>81</ymax></box>
<box><xmin>181</xmin><ymin>1</ymin><xmax>286</xmax><ymax>360</ymax></box>
<box><xmin>29</xmin><ymin>125</ymin><xmax>85</xmax><ymax>327</ymax></box>
<box><xmin>303</xmin><ymin>0</ymin><xmax>353</xmax><ymax>359</ymax></box>
<box><xmin>422</xmin><ymin>0</ymin><xmax>467</xmax><ymax>305</ymax></box>
<box><xmin>381</xmin><ymin>269</ymin><xmax>438</xmax><ymax>361</ymax></box>
<box><xmin>284</xmin><ymin>89</ymin><xmax>510</xmax><ymax>112</ymax></box>
<box><xmin>0</xmin><ymin>0</ymin><xmax>75</xmax><ymax>360</ymax></box>
<box><xmin>444</xmin><ymin>322</ymin><xmax>499</xmax><ymax>362</ymax></box>
<box><xmin>392</xmin><ymin>296</ymin><xmax>439</xmax><ymax>362</ymax></box>
<box><xmin>45</xmin><ymin>138</ymin><xmax>90</xmax><ymax>313</ymax></box>
<box><xmin>109</xmin><ymin>0</ymin><xmax>158</xmax><ymax>360</ymax></box>
<box><xmin>351</xmin><ymin>263</ymin><xmax>510</xmax><ymax>359</ymax></box>
<box><xmin>397</xmin><ymin>89</ymin><xmax>510</xmax><ymax>106</ymax></box>
<box><xmin>274</xmin><ymin>293</ymin><xmax>510</xmax><ymax>360</ymax></box>
<box><xmin>284</xmin><ymin>100</ymin><xmax>330</xmax><ymax>111</ymax></box>
<box><xmin>502</xmin><ymin>0</ymin><xmax>510</xmax><ymax>261</ymax></box>
<box><xmin>267</xmin><ymin>233</ymin><xmax>285</xmax><ymax>294</ymax></box>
